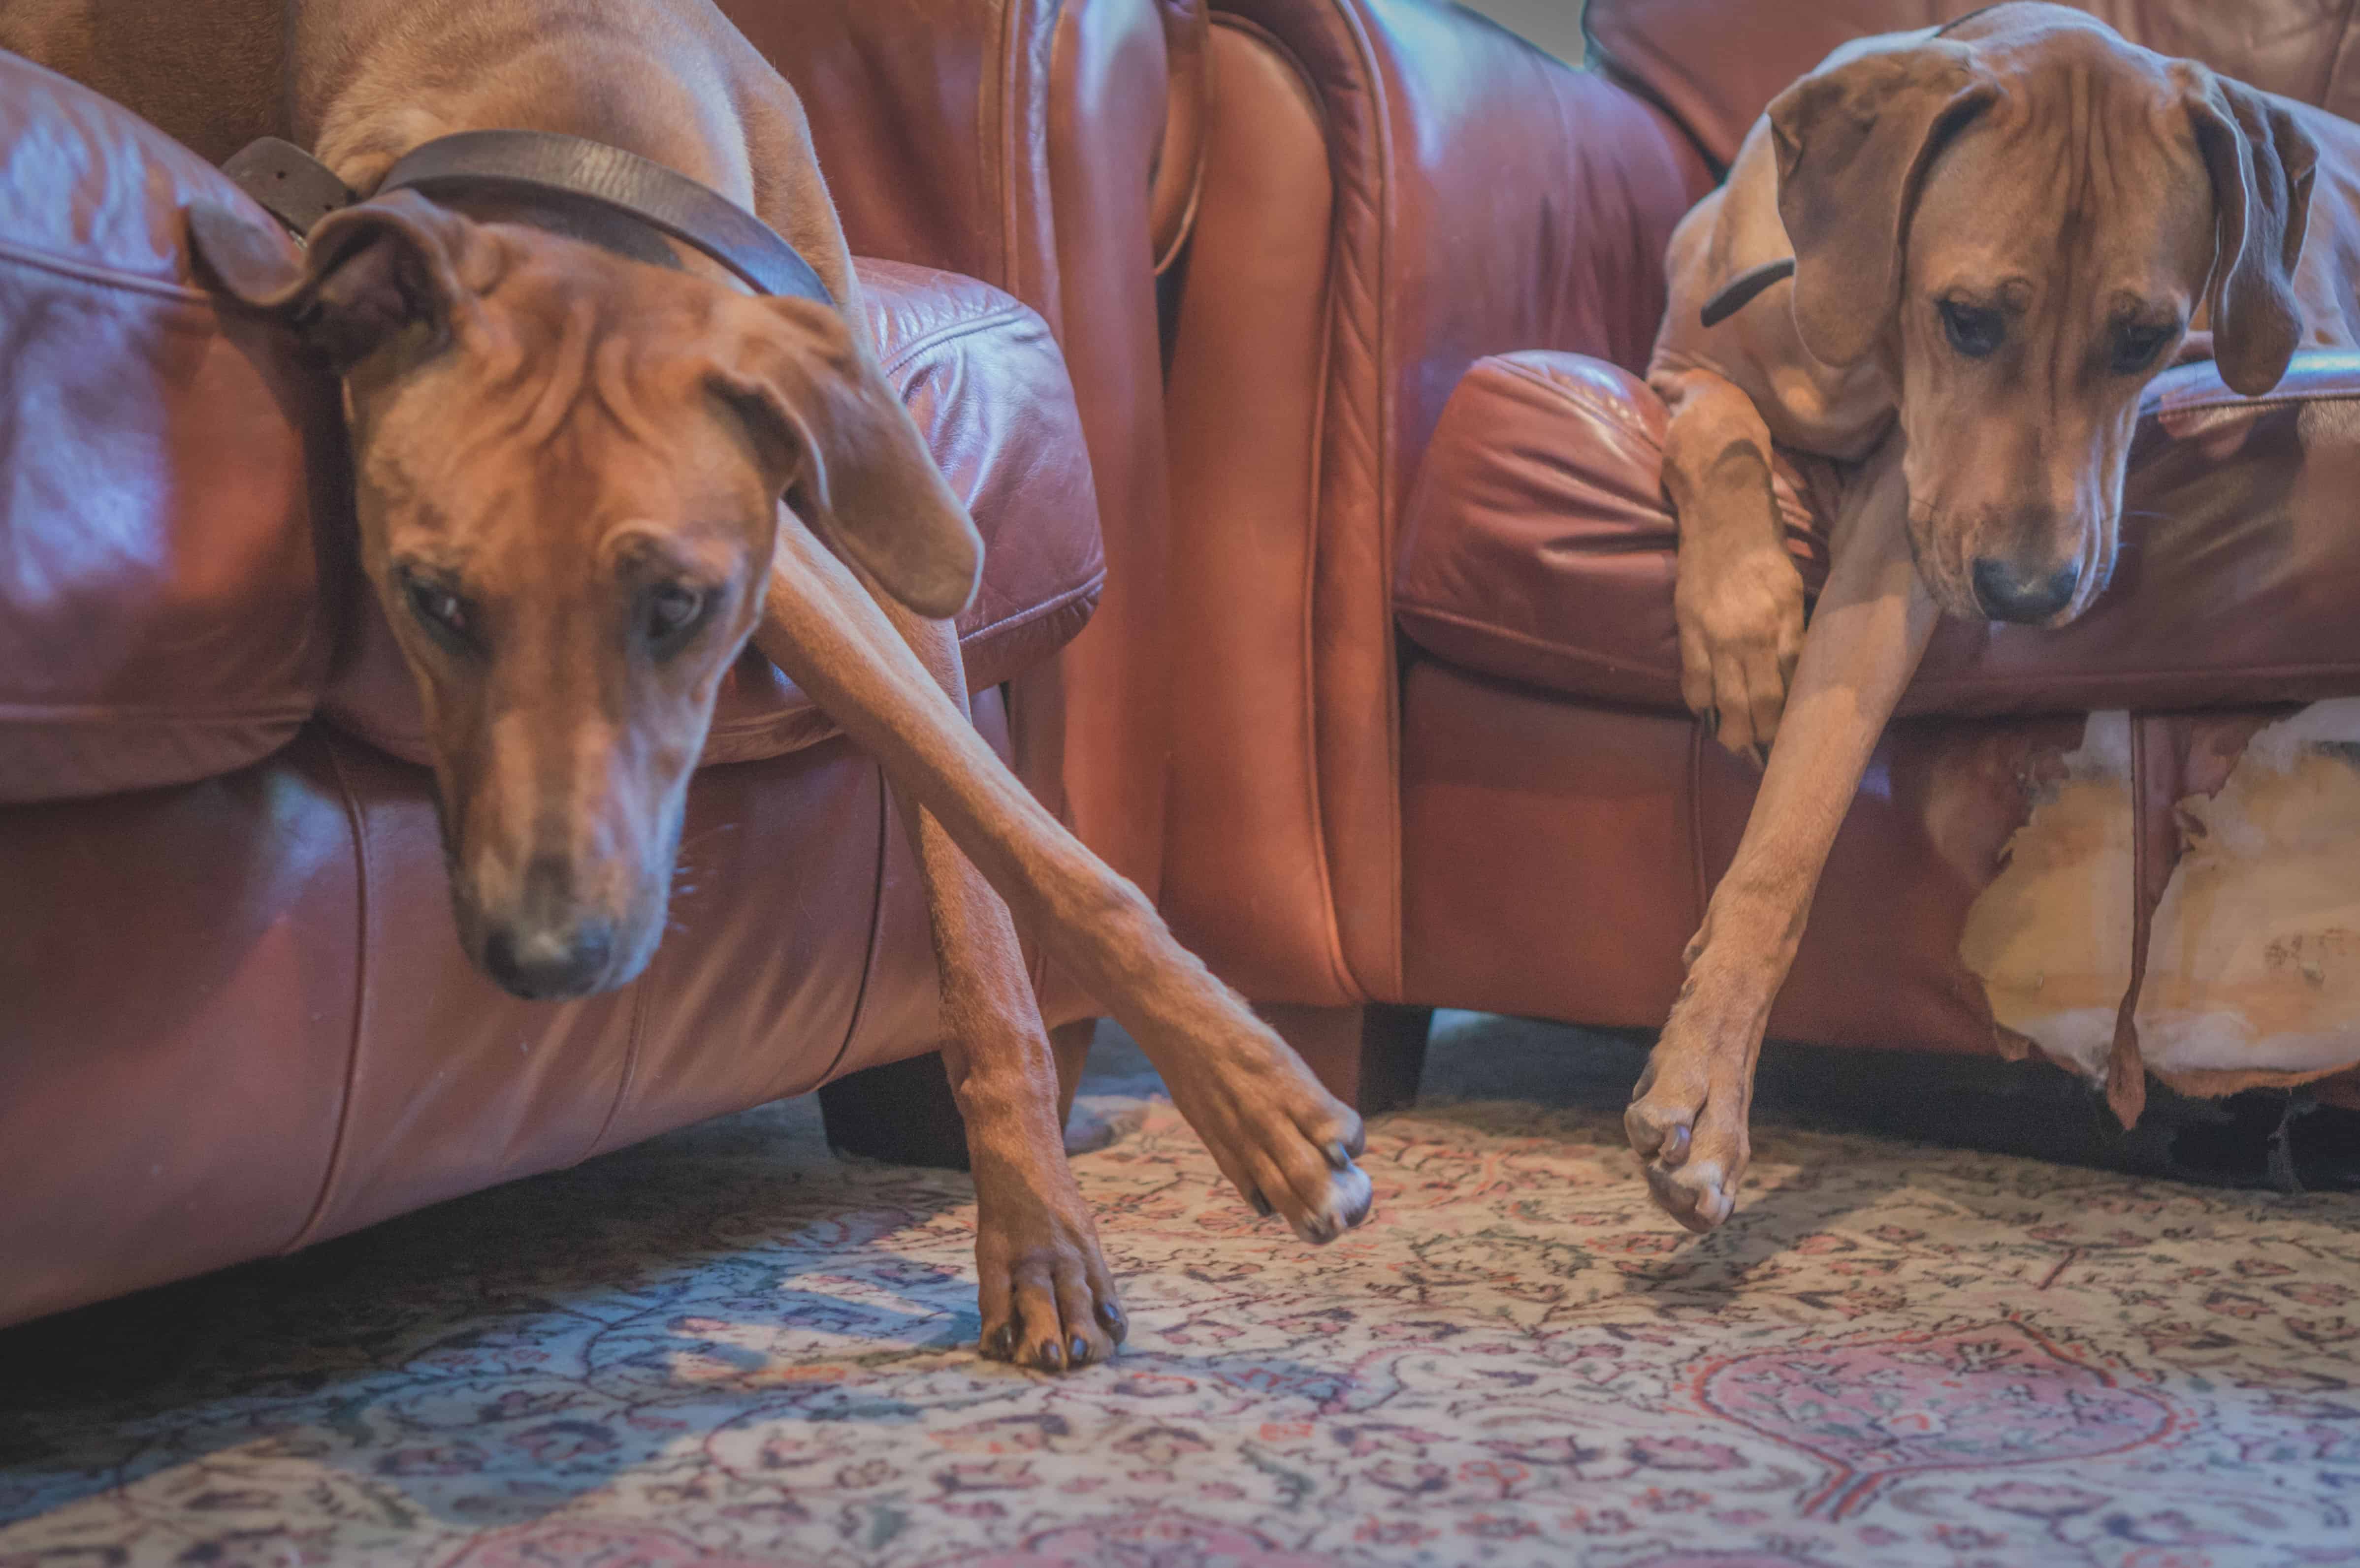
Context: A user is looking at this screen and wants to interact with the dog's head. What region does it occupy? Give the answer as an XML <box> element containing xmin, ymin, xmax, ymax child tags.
<box><xmin>194</xmin><ymin>192</ymin><xmax>981</xmax><ymax>1000</ymax></box>
<box><xmin>1770</xmin><ymin>3</ymin><xmax>2315</xmax><ymax>625</ymax></box>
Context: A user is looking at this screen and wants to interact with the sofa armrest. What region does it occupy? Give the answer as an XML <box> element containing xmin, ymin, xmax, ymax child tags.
<box><xmin>1396</xmin><ymin>349</ymin><xmax>2360</xmax><ymax>722</ymax></box>
<box><xmin>0</xmin><ymin>49</ymin><xmax>337</xmax><ymax>806</ymax></box>
<box><xmin>1160</xmin><ymin>0</ymin><xmax>1711</xmax><ymax>1005</ymax></box>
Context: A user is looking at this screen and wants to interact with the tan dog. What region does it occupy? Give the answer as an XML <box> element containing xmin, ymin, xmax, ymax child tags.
<box><xmin>1633</xmin><ymin>1</ymin><xmax>2356</xmax><ymax>1231</ymax></box>
<box><xmin>1</xmin><ymin>0</ymin><xmax>1374</xmax><ymax>1367</ymax></box>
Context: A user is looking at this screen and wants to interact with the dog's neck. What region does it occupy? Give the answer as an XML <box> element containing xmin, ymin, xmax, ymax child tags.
<box><xmin>403</xmin><ymin>183</ymin><xmax>701</xmax><ymax>281</ymax></box>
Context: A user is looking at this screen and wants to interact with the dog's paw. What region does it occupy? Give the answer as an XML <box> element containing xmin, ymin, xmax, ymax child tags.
<box><xmin>1625</xmin><ymin>996</ymin><xmax>1759</xmax><ymax>1234</ymax></box>
<box><xmin>973</xmin><ymin>1185</ymin><xmax>1124</xmax><ymax>1374</ymax></box>
<box><xmin>1674</xmin><ymin>541</ymin><xmax>1806</xmax><ymax>760</ymax></box>
<box><xmin>1152</xmin><ymin>1013</ymin><xmax>1374</xmax><ymax>1246</ymax></box>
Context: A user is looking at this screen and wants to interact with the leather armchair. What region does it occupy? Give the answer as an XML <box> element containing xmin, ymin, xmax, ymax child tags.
<box><xmin>1161</xmin><ymin>0</ymin><xmax>2360</xmax><ymax>1117</ymax></box>
<box><xmin>0</xmin><ymin>1</ymin><xmax>1170</xmax><ymax>1327</ymax></box>
<box><xmin>1155</xmin><ymin>0</ymin><xmax>1705</xmax><ymax>1100</ymax></box>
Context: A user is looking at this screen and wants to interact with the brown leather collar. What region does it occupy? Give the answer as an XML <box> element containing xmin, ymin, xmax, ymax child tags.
<box><xmin>222</xmin><ymin>130</ymin><xmax>833</xmax><ymax>305</ymax></box>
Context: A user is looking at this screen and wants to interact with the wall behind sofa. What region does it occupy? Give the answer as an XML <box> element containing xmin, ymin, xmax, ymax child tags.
<box><xmin>1455</xmin><ymin>0</ymin><xmax>1585</xmax><ymax>63</ymax></box>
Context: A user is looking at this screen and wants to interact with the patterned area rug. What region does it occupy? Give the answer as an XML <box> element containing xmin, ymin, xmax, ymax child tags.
<box><xmin>3</xmin><ymin>1016</ymin><xmax>2357</xmax><ymax>1568</ymax></box>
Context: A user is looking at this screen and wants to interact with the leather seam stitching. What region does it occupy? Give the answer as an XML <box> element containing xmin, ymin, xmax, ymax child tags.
<box><xmin>811</xmin><ymin>760</ymin><xmax>897</xmax><ymax>1087</ymax></box>
<box><xmin>945</xmin><ymin>569</ymin><xmax>1108</xmax><ymax>646</ymax></box>
<box><xmin>876</xmin><ymin>303</ymin><xmax>1043</xmax><ymax>377</ymax></box>
<box><xmin>1336</xmin><ymin>0</ymin><xmax>1409</xmax><ymax>1003</ymax></box>
<box><xmin>1210</xmin><ymin>13</ymin><xmax>1363</xmax><ymax>1007</ymax></box>
<box><xmin>992</xmin><ymin>0</ymin><xmax>1024</xmax><ymax>296</ymax></box>
<box><xmin>589</xmin><ymin>947</ymin><xmax>656</xmax><ymax>1163</ymax></box>
<box><xmin>0</xmin><ymin>235</ymin><xmax>221</xmax><ymax>305</ymax></box>
<box><xmin>284</xmin><ymin>729</ymin><xmax>372</xmax><ymax>1254</ymax></box>
<box><xmin>1487</xmin><ymin>356</ymin><xmax>1664</xmax><ymax>441</ymax></box>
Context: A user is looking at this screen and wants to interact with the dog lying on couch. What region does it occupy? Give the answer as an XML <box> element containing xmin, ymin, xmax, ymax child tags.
<box><xmin>0</xmin><ymin>0</ymin><xmax>1374</xmax><ymax>1368</ymax></box>
<box><xmin>1631</xmin><ymin>0</ymin><xmax>2349</xmax><ymax>1231</ymax></box>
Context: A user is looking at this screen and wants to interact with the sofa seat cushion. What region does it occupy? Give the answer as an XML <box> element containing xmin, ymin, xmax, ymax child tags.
<box><xmin>0</xmin><ymin>50</ymin><xmax>335</xmax><ymax>805</ymax></box>
<box><xmin>319</xmin><ymin>260</ymin><xmax>1105</xmax><ymax>768</ymax></box>
<box><xmin>1395</xmin><ymin>350</ymin><xmax>2360</xmax><ymax>720</ymax></box>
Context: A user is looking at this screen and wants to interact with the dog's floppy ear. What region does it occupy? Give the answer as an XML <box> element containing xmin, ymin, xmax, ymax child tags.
<box><xmin>1770</xmin><ymin>41</ymin><xmax>2001</xmax><ymax>367</ymax></box>
<box><xmin>2178</xmin><ymin>65</ymin><xmax>2316</xmax><ymax>397</ymax></box>
<box><xmin>188</xmin><ymin>190</ymin><xmax>484</xmax><ymax>367</ymax></box>
<box><xmin>711</xmin><ymin>295</ymin><xmax>984</xmax><ymax>621</ymax></box>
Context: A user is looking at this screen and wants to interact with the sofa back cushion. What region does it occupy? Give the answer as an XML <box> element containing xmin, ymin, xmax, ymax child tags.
<box><xmin>0</xmin><ymin>51</ymin><xmax>336</xmax><ymax>804</ymax></box>
<box><xmin>1584</xmin><ymin>0</ymin><xmax>2360</xmax><ymax>171</ymax></box>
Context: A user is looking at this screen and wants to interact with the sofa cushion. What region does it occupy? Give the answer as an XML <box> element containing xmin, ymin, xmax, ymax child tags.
<box><xmin>0</xmin><ymin>50</ymin><xmax>335</xmax><ymax>805</ymax></box>
<box><xmin>1395</xmin><ymin>350</ymin><xmax>2360</xmax><ymax>720</ymax></box>
<box><xmin>316</xmin><ymin>265</ymin><xmax>1105</xmax><ymax>768</ymax></box>
<box><xmin>1584</xmin><ymin>0</ymin><xmax>2360</xmax><ymax>173</ymax></box>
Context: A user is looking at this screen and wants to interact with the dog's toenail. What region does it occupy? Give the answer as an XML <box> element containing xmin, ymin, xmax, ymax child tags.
<box><xmin>1663</xmin><ymin>1125</ymin><xmax>1691</xmax><ymax>1164</ymax></box>
<box><xmin>988</xmin><ymin>1323</ymin><xmax>1015</xmax><ymax>1359</ymax></box>
<box><xmin>1097</xmin><ymin>1301</ymin><xmax>1127</xmax><ymax>1342</ymax></box>
<box><xmin>1039</xmin><ymin>1340</ymin><xmax>1065</xmax><ymax>1370</ymax></box>
<box><xmin>1323</xmin><ymin>1141</ymin><xmax>1352</xmax><ymax>1171</ymax></box>
<box><xmin>1248</xmin><ymin>1189</ymin><xmax>1272</xmax><ymax>1218</ymax></box>
<box><xmin>1069</xmin><ymin>1336</ymin><xmax>1091</xmax><ymax>1366</ymax></box>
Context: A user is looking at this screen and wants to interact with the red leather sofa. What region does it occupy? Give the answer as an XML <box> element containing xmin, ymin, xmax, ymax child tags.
<box><xmin>1157</xmin><ymin>0</ymin><xmax>2360</xmax><ymax>1117</ymax></box>
<box><xmin>0</xmin><ymin>0</ymin><xmax>1200</xmax><ymax>1329</ymax></box>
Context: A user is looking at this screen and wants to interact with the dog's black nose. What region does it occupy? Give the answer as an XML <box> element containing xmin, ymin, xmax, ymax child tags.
<box><xmin>481</xmin><ymin>857</ymin><xmax>614</xmax><ymax>999</ymax></box>
<box><xmin>1971</xmin><ymin>557</ymin><xmax>2080</xmax><ymax>623</ymax></box>
<box><xmin>483</xmin><ymin>920</ymin><xmax>613</xmax><ymax>999</ymax></box>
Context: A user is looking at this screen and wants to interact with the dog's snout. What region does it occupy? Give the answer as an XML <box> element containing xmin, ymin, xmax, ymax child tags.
<box><xmin>481</xmin><ymin>855</ymin><xmax>615</xmax><ymax>1000</ymax></box>
<box><xmin>1970</xmin><ymin>557</ymin><xmax>2081</xmax><ymax>624</ymax></box>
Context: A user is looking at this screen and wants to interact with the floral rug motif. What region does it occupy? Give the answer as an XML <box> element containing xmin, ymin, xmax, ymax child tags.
<box><xmin>1</xmin><ymin>1018</ymin><xmax>2356</xmax><ymax>1567</ymax></box>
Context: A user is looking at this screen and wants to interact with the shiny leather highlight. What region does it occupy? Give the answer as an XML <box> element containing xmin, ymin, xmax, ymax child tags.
<box><xmin>0</xmin><ymin>50</ymin><xmax>335</xmax><ymax>804</ymax></box>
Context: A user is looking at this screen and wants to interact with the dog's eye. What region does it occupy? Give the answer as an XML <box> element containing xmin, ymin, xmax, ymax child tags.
<box><xmin>644</xmin><ymin>584</ymin><xmax>708</xmax><ymax>653</ymax></box>
<box><xmin>2112</xmin><ymin>321</ymin><xmax>2176</xmax><ymax>375</ymax></box>
<box><xmin>405</xmin><ymin>578</ymin><xmax>474</xmax><ymax>645</ymax></box>
<box><xmin>1939</xmin><ymin>300</ymin><xmax>2005</xmax><ymax>358</ymax></box>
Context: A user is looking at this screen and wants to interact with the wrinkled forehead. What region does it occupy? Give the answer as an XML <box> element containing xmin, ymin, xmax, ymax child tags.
<box><xmin>363</xmin><ymin>323</ymin><xmax>772</xmax><ymax>558</ymax></box>
<box><xmin>1906</xmin><ymin>60</ymin><xmax>2216</xmax><ymax>304</ymax></box>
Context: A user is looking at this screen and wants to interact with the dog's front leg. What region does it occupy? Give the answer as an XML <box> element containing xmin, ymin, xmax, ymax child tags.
<box><xmin>1626</xmin><ymin>441</ymin><xmax>1937</xmax><ymax>1231</ymax></box>
<box><xmin>1656</xmin><ymin>365</ymin><xmax>1808</xmax><ymax>759</ymax></box>
<box><xmin>756</xmin><ymin>518</ymin><xmax>1373</xmax><ymax>1249</ymax></box>
<box><xmin>825</xmin><ymin>568</ymin><xmax>1127</xmax><ymax>1371</ymax></box>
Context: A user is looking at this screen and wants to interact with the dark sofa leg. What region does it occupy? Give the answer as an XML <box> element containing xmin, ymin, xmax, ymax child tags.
<box><xmin>1258</xmin><ymin>1003</ymin><xmax>1434</xmax><ymax>1114</ymax></box>
<box><xmin>819</xmin><ymin>1051</ymin><xmax>972</xmax><ymax>1170</ymax></box>
<box><xmin>816</xmin><ymin>1021</ymin><xmax>1101</xmax><ymax>1172</ymax></box>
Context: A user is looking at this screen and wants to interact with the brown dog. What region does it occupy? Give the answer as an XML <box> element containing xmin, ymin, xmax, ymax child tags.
<box><xmin>0</xmin><ymin>0</ymin><xmax>1374</xmax><ymax>1366</ymax></box>
<box><xmin>1633</xmin><ymin>1</ymin><xmax>2355</xmax><ymax>1231</ymax></box>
